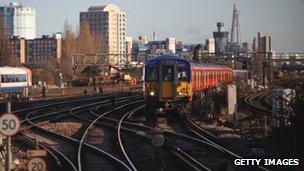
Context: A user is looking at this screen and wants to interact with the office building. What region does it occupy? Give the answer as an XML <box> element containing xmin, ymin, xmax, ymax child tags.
<box><xmin>80</xmin><ymin>4</ymin><xmax>126</xmax><ymax>67</ymax></box>
<box><xmin>165</xmin><ymin>37</ymin><xmax>176</xmax><ymax>54</ymax></box>
<box><xmin>0</xmin><ymin>2</ymin><xmax>36</xmax><ymax>39</ymax></box>
<box><xmin>10</xmin><ymin>33</ymin><xmax>62</xmax><ymax>63</ymax></box>
<box><xmin>205</xmin><ymin>38</ymin><xmax>215</xmax><ymax>53</ymax></box>
<box><xmin>137</xmin><ymin>35</ymin><xmax>148</xmax><ymax>45</ymax></box>
<box><xmin>126</xmin><ymin>37</ymin><xmax>132</xmax><ymax>63</ymax></box>
<box><xmin>11</xmin><ymin>36</ymin><xmax>26</xmax><ymax>63</ymax></box>
<box><xmin>213</xmin><ymin>22</ymin><xmax>229</xmax><ymax>55</ymax></box>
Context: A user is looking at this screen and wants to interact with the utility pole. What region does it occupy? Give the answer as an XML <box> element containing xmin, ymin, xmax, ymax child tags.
<box><xmin>6</xmin><ymin>101</ymin><xmax>12</xmax><ymax>171</ymax></box>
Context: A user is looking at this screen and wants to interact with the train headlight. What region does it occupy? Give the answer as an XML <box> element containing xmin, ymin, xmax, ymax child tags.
<box><xmin>149</xmin><ymin>91</ymin><xmax>155</xmax><ymax>96</ymax></box>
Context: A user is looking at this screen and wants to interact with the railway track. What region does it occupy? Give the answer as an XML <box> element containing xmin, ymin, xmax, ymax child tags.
<box><xmin>10</xmin><ymin>89</ymin><xmax>274</xmax><ymax>171</ymax></box>
<box><xmin>88</xmin><ymin>99</ymin><xmax>217</xmax><ymax>170</ymax></box>
<box><xmin>90</xmin><ymin>104</ymin><xmax>240</xmax><ymax>171</ymax></box>
<box><xmin>244</xmin><ymin>90</ymin><xmax>272</xmax><ymax>114</ymax></box>
<box><xmin>14</xmin><ymin>92</ymin><xmax>140</xmax><ymax>170</ymax></box>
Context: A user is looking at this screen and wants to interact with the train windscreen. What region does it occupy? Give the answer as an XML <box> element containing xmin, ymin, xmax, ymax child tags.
<box><xmin>145</xmin><ymin>65</ymin><xmax>158</xmax><ymax>81</ymax></box>
<box><xmin>178</xmin><ymin>63</ymin><xmax>190</xmax><ymax>81</ymax></box>
<box><xmin>162</xmin><ymin>65</ymin><xmax>174</xmax><ymax>82</ymax></box>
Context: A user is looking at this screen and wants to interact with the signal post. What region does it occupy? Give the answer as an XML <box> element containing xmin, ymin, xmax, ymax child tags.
<box><xmin>0</xmin><ymin>101</ymin><xmax>21</xmax><ymax>171</ymax></box>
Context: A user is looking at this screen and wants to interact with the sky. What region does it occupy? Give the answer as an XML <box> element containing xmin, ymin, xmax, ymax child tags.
<box><xmin>2</xmin><ymin>0</ymin><xmax>304</xmax><ymax>52</ymax></box>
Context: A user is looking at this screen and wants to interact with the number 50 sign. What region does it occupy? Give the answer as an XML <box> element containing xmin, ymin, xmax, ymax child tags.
<box><xmin>0</xmin><ymin>113</ymin><xmax>21</xmax><ymax>136</ymax></box>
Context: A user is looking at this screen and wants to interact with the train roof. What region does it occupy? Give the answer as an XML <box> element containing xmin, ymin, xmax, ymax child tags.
<box><xmin>145</xmin><ymin>55</ymin><xmax>233</xmax><ymax>71</ymax></box>
<box><xmin>0</xmin><ymin>66</ymin><xmax>30</xmax><ymax>74</ymax></box>
<box><xmin>191</xmin><ymin>63</ymin><xmax>233</xmax><ymax>71</ymax></box>
<box><xmin>146</xmin><ymin>54</ymin><xmax>189</xmax><ymax>65</ymax></box>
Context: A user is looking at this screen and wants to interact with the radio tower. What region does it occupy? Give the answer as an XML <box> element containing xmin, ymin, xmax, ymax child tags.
<box><xmin>230</xmin><ymin>4</ymin><xmax>240</xmax><ymax>43</ymax></box>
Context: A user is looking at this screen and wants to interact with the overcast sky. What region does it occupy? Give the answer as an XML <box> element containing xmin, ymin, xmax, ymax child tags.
<box><xmin>2</xmin><ymin>0</ymin><xmax>304</xmax><ymax>52</ymax></box>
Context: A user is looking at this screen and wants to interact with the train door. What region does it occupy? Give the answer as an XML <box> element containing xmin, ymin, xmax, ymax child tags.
<box><xmin>159</xmin><ymin>60</ymin><xmax>176</xmax><ymax>100</ymax></box>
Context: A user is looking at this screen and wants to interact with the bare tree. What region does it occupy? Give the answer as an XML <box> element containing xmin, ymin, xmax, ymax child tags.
<box><xmin>76</xmin><ymin>21</ymin><xmax>92</xmax><ymax>54</ymax></box>
<box><xmin>60</xmin><ymin>19</ymin><xmax>108</xmax><ymax>84</ymax></box>
<box><xmin>76</xmin><ymin>21</ymin><xmax>104</xmax><ymax>54</ymax></box>
<box><xmin>32</xmin><ymin>58</ymin><xmax>57</xmax><ymax>85</ymax></box>
<box><xmin>60</xmin><ymin>19</ymin><xmax>76</xmax><ymax>76</ymax></box>
<box><xmin>0</xmin><ymin>22</ymin><xmax>19</xmax><ymax>66</ymax></box>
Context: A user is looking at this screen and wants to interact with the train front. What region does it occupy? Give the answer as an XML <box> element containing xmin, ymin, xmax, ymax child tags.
<box><xmin>144</xmin><ymin>55</ymin><xmax>192</xmax><ymax>114</ymax></box>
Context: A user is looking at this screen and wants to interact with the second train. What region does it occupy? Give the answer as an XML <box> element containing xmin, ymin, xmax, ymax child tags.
<box><xmin>143</xmin><ymin>54</ymin><xmax>234</xmax><ymax>116</ymax></box>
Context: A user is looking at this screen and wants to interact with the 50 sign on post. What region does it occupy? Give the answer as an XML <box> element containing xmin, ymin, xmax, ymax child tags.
<box><xmin>0</xmin><ymin>113</ymin><xmax>20</xmax><ymax>137</ymax></box>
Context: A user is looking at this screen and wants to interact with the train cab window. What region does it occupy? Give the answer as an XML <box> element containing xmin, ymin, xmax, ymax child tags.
<box><xmin>162</xmin><ymin>65</ymin><xmax>174</xmax><ymax>82</ymax></box>
<box><xmin>177</xmin><ymin>63</ymin><xmax>190</xmax><ymax>81</ymax></box>
<box><xmin>145</xmin><ymin>66</ymin><xmax>158</xmax><ymax>82</ymax></box>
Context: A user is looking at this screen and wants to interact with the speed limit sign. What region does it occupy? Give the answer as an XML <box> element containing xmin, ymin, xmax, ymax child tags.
<box><xmin>28</xmin><ymin>157</ymin><xmax>47</xmax><ymax>171</ymax></box>
<box><xmin>0</xmin><ymin>113</ymin><xmax>20</xmax><ymax>136</ymax></box>
<box><xmin>151</xmin><ymin>134</ymin><xmax>164</xmax><ymax>147</ymax></box>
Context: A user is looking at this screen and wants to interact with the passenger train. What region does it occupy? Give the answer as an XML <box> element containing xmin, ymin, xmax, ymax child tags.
<box><xmin>143</xmin><ymin>55</ymin><xmax>234</xmax><ymax>115</ymax></box>
<box><xmin>0</xmin><ymin>67</ymin><xmax>32</xmax><ymax>98</ymax></box>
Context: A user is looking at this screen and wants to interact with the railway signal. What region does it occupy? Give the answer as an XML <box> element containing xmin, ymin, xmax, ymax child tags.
<box><xmin>28</xmin><ymin>158</ymin><xmax>47</xmax><ymax>171</ymax></box>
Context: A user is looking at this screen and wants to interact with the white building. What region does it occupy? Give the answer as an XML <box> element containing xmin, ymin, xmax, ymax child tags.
<box><xmin>166</xmin><ymin>37</ymin><xmax>176</xmax><ymax>54</ymax></box>
<box><xmin>0</xmin><ymin>2</ymin><xmax>36</xmax><ymax>39</ymax></box>
<box><xmin>205</xmin><ymin>38</ymin><xmax>215</xmax><ymax>53</ymax></box>
<box><xmin>138</xmin><ymin>35</ymin><xmax>148</xmax><ymax>45</ymax></box>
<box><xmin>80</xmin><ymin>4</ymin><xmax>126</xmax><ymax>67</ymax></box>
<box><xmin>125</xmin><ymin>37</ymin><xmax>132</xmax><ymax>63</ymax></box>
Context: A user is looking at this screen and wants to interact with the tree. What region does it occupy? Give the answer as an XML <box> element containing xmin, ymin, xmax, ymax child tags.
<box><xmin>60</xmin><ymin>19</ymin><xmax>76</xmax><ymax>76</ymax></box>
<box><xmin>0</xmin><ymin>22</ymin><xmax>19</xmax><ymax>66</ymax></box>
<box><xmin>31</xmin><ymin>58</ymin><xmax>57</xmax><ymax>85</ymax></box>
<box><xmin>76</xmin><ymin>21</ymin><xmax>104</xmax><ymax>54</ymax></box>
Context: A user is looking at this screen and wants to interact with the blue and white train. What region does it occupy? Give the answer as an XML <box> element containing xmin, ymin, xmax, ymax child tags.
<box><xmin>0</xmin><ymin>67</ymin><xmax>32</xmax><ymax>97</ymax></box>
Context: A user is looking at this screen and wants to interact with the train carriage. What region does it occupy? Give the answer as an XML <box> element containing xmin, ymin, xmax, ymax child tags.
<box><xmin>0</xmin><ymin>67</ymin><xmax>32</xmax><ymax>98</ymax></box>
<box><xmin>144</xmin><ymin>54</ymin><xmax>233</xmax><ymax>115</ymax></box>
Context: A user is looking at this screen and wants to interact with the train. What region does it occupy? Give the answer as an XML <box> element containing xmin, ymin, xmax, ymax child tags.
<box><xmin>143</xmin><ymin>54</ymin><xmax>234</xmax><ymax>115</ymax></box>
<box><xmin>0</xmin><ymin>66</ymin><xmax>32</xmax><ymax>99</ymax></box>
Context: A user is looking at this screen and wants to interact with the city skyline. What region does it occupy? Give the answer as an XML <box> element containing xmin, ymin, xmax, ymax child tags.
<box><xmin>1</xmin><ymin>0</ymin><xmax>304</xmax><ymax>52</ymax></box>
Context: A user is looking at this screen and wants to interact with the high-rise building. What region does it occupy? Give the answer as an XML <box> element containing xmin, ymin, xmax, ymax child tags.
<box><xmin>0</xmin><ymin>2</ymin><xmax>36</xmax><ymax>39</ymax></box>
<box><xmin>257</xmin><ymin>32</ymin><xmax>271</xmax><ymax>55</ymax></box>
<box><xmin>252</xmin><ymin>32</ymin><xmax>272</xmax><ymax>80</ymax></box>
<box><xmin>166</xmin><ymin>37</ymin><xmax>176</xmax><ymax>54</ymax></box>
<box><xmin>138</xmin><ymin>35</ymin><xmax>147</xmax><ymax>45</ymax></box>
<box><xmin>80</xmin><ymin>4</ymin><xmax>126</xmax><ymax>67</ymax></box>
<box><xmin>153</xmin><ymin>31</ymin><xmax>156</xmax><ymax>41</ymax></box>
<box><xmin>213</xmin><ymin>22</ymin><xmax>229</xmax><ymax>55</ymax></box>
<box><xmin>230</xmin><ymin>4</ymin><xmax>240</xmax><ymax>44</ymax></box>
<box><xmin>205</xmin><ymin>38</ymin><xmax>215</xmax><ymax>53</ymax></box>
<box><xmin>125</xmin><ymin>37</ymin><xmax>132</xmax><ymax>63</ymax></box>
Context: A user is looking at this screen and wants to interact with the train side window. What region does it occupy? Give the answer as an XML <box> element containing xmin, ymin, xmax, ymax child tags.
<box><xmin>22</xmin><ymin>75</ymin><xmax>27</xmax><ymax>82</ymax></box>
<box><xmin>1</xmin><ymin>75</ymin><xmax>5</xmax><ymax>83</ymax></box>
<box><xmin>6</xmin><ymin>75</ymin><xmax>11</xmax><ymax>82</ymax></box>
